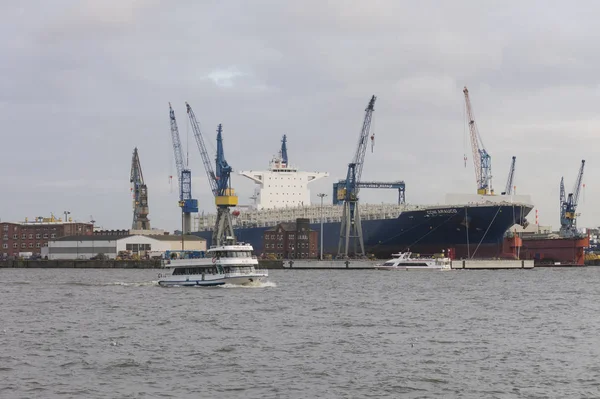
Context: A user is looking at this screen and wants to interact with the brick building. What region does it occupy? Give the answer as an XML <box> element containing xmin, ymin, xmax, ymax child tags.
<box><xmin>1</xmin><ymin>219</ymin><xmax>94</xmax><ymax>258</ymax></box>
<box><xmin>262</xmin><ymin>218</ymin><xmax>318</xmax><ymax>259</ymax></box>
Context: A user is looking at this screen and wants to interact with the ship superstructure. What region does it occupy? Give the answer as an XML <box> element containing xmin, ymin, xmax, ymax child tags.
<box><xmin>238</xmin><ymin>135</ymin><xmax>329</xmax><ymax>210</ymax></box>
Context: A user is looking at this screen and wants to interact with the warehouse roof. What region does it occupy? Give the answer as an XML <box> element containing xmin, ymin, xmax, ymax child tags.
<box><xmin>151</xmin><ymin>235</ymin><xmax>205</xmax><ymax>242</ymax></box>
<box><xmin>55</xmin><ymin>235</ymin><xmax>132</xmax><ymax>241</ymax></box>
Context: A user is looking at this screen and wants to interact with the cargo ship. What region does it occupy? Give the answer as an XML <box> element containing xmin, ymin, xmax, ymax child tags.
<box><xmin>193</xmin><ymin>139</ymin><xmax>533</xmax><ymax>259</ymax></box>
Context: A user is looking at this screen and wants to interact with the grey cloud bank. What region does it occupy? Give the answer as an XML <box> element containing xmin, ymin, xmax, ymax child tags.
<box><xmin>1</xmin><ymin>1</ymin><xmax>599</xmax><ymax>231</ymax></box>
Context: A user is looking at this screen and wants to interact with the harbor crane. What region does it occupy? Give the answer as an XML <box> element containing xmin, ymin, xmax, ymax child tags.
<box><xmin>169</xmin><ymin>103</ymin><xmax>198</xmax><ymax>234</ymax></box>
<box><xmin>501</xmin><ymin>156</ymin><xmax>516</xmax><ymax>195</ymax></box>
<box><xmin>186</xmin><ymin>102</ymin><xmax>238</xmax><ymax>246</ymax></box>
<box><xmin>337</xmin><ymin>95</ymin><xmax>376</xmax><ymax>258</ymax></box>
<box><xmin>463</xmin><ymin>86</ymin><xmax>493</xmax><ymax>195</ymax></box>
<box><xmin>130</xmin><ymin>147</ymin><xmax>150</xmax><ymax>230</ymax></box>
<box><xmin>559</xmin><ymin>160</ymin><xmax>585</xmax><ymax>237</ymax></box>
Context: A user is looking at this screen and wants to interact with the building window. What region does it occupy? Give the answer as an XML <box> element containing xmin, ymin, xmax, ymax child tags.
<box><xmin>13</xmin><ymin>226</ymin><xmax>17</xmax><ymax>231</ymax></box>
<box><xmin>51</xmin><ymin>234</ymin><xmax>56</xmax><ymax>238</ymax></box>
<box><xmin>13</xmin><ymin>243</ymin><xmax>18</xmax><ymax>248</ymax></box>
<box><xmin>43</xmin><ymin>234</ymin><xmax>48</xmax><ymax>239</ymax></box>
<box><xmin>21</xmin><ymin>243</ymin><xmax>26</xmax><ymax>249</ymax></box>
<box><xmin>2</xmin><ymin>235</ymin><xmax>7</xmax><ymax>240</ymax></box>
<box><xmin>21</xmin><ymin>234</ymin><xmax>26</xmax><ymax>239</ymax></box>
<box><xmin>28</xmin><ymin>234</ymin><xmax>33</xmax><ymax>239</ymax></box>
<box><xmin>13</xmin><ymin>234</ymin><xmax>17</xmax><ymax>239</ymax></box>
<box><xmin>36</xmin><ymin>243</ymin><xmax>41</xmax><ymax>248</ymax></box>
<box><xmin>29</xmin><ymin>243</ymin><xmax>33</xmax><ymax>248</ymax></box>
<box><xmin>2</xmin><ymin>225</ymin><xmax>7</xmax><ymax>231</ymax></box>
<box><xmin>2</xmin><ymin>244</ymin><xmax>7</xmax><ymax>249</ymax></box>
<box><xmin>36</xmin><ymin>234</ymin><xmax>41</xmax><ymax>239</ymax></box>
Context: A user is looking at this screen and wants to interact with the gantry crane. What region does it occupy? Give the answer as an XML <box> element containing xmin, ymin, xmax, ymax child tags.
<box><xmin>186</xmin><ymin>102</ymin><xmax>238</xmax><ymax>246</ymax></box>
<box><xmin>337</xmin><ymin>95</ymin><xmax>376</xmax><ymax>258</ymax></box>
<box><xmin>501</xmin><ymin>156</ymin><xmax>516</xmax><ymax>195</ymax></box>
<box><xmin>169</xmin><ymin>103</ymin><xmax>198</xmax><ymax>234</ymax></box>
<box><xmin>463</xmin><ymin>86</ymin><xmax>493</xmax><ymax>195</ymax></box>
<box><xmin>130</xmin><ymin>147</ymin><xmax>150</xmax><ymax>230</ymax></box>
<box><xmin>560</xmin><ymin>160</ymin><xmax>585</xmax><ymax>237</ymax></box>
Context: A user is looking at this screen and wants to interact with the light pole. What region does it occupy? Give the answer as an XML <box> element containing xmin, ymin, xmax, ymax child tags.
<box><xmin>317</xmin><ymin>193</ymin><xmax>327</xmax><ymax>260</ymax></box>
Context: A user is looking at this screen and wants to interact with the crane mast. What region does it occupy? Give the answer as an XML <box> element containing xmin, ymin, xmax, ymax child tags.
<box><xmin>169</xmin><ymin>103</ymin><xmax>198</xmax><ymax>234</ymax></box>
<box><xmin>560</xmin><ymin>160</ymin><xmax>585</xmax><ymax>237</ymax></box>
<box><xmin>130</xmin><ymin>147</ymin><xmax>150</xmax><ymax>230</ymax></box>
<box><xmin>463</xmin><ymin>86</ymin><xmax>493</xmax><ymax>195</ymax></box>
<box><xmin>186</xmin><ymin>102</ymin><xmax>238</xmax><ymax>246</ymax></box>
<box><xmin>502</xmin><ymin>156</ymin><xmax>516</xmax><ymax>195</ymax></box>
<box><xmin>338</xmin><ymin>95</ymin><xmax>376</xmax><ymax>258</ymax></box>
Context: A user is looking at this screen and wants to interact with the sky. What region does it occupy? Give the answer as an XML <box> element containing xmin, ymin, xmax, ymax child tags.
<box><xmin>2</xmin><ymin>0</ymin><xmax>600</xmax><ymax>231</ymax></box>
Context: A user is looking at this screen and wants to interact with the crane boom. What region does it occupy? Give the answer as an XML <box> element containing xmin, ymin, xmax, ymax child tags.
<box><xmin>572</xmin><ymin>160</ymin><xmax>585</xmax><ymax>207</ymax></box>
<box><xmin>351</xmin><ymin>95</ymin><xmax>376</xmax><ymax>196</ymax></box>
<box><xmin>169</xmin><ymin>103</ymin><xmax>185</xmax><ymax>183</ymax></box>
<box><xmin>502</xmin><ymin>156</ymin><xmax>516</xmax><ymax>195</ymax></box>
<box><xmin>560</xmin><ymin>160</ymin><xmax>585</xmax><ymax>237</ymax></box>
<box><xmin>186</xmin><ymin>102</ymin><xmax>218</xmax><ymax>197</ymax></box>
<box><xmin>463</xmin><ymin>86</ymin><xmax>493</xmax><ymax>195</ymax></box>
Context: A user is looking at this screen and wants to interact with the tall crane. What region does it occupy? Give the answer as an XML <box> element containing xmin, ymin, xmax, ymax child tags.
<box><xmin>560</xmin><ymin>160</ymin><xmax>585</xmax><ymax>237</ymax></box>
<box><xmin>130</xmin><ymin>147</ymin><xmax>150</xmax><ymax>230</ymax></box>
<box><xmin>169</xmin><ymin>103</ymin><xmax>198</xmax><ymax>234</ymax></box>
<box><xmin>463</xmin><ymin>86</ymin><xmax>493</xmax><ymax>195</ymax></box>
<box><xmin>501</xmin><ymin>156</ymin><xmax>516</xmax><ymax>195</ymax></box>
<box><xmin>186</xmin><ymin>102</ymin><xmax>238</xmax><ymax>246</ymax></box>
<box><xmin>337</xmin><ymin>95</ymin><xmax>376</xmax><ymax>258</ymax></box>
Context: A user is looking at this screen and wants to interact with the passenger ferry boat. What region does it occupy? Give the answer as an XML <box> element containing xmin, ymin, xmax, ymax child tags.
<box><xmin>157</xmin><ymin>243</ymin><xmax>268</xmax><ymax>287</ymax></box>
<box><xmin>374</xmin><ymin>252</ymin><xmax>451</xmax><ymax>271</ymax></box>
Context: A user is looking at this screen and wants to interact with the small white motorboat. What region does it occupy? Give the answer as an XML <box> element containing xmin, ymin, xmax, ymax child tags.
<box><xmin>374</xmin><ymin>252</ymin><xmax>451</xmax><ymax>271</ymax></box>
<box><xmin>157</xmin><ymin>243</ymin><xmax>268</xmax><ymax>287</ymax></box>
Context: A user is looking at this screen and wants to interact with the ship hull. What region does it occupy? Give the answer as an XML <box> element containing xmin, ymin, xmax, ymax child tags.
<box><xmin>194</xmin><ymin>204</ymin><xmax>532</xmax><ymax>259</ymax></box>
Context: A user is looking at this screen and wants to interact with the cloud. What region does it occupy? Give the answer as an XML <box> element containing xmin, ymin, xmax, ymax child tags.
<box><xmin>2</xmin><ymin>1</ymin><xmax>600</xmax><ymax>231</ymax></box>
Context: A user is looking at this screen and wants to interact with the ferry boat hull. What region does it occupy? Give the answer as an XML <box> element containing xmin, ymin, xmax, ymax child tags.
<box><xmin>157</xmin><ymin>272</ymin><xmax>268</xmax><ymax>287</ymax></box>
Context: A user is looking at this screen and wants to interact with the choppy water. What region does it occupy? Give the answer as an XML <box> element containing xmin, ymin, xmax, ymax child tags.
<box><xmin>1</xmin><ymin>267</ymin><xmax>600</xmax><ymax>398</ymax></box>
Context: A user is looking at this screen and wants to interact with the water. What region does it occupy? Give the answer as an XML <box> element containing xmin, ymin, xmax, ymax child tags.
<box><xmin>1</xmin><ymin>267</ymin><xmax>600</xmax><ymax>398</ymax></box>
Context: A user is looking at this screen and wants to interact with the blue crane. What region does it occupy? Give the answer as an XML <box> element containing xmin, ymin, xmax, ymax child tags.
<box><xmin>186</xmin><ymin>102</ymin><xmax>238</xmax><ymax>246</ymax></box>
<box><xmin>560</xmin><ymin>160</ymin><xmax>585</xmax><ymax>237</ymax></box>
<box><xmin>168</xmin><ymin>103</ymin><xmax>198</xmax><ymax>234</ymax></box>
<box><xmin>501</xmin><ymin>156</ymin><xmax>516</xmax><ymax>195</ymax></box>
<box><xmin>463</xmin><ymin>87</ymin><xmax>493</xmax><ymax>195</ymax></box>
<box><xmin>337</xmin><ymin>95</ymin><xmax>376</xmax><ymax>258</ymax></box>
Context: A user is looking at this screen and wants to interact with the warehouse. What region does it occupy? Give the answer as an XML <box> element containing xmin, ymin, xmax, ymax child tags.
<box><xmin>44</xmin><ymin>234</ymin><xmax>206</xmax><ymax>260</ymax></box>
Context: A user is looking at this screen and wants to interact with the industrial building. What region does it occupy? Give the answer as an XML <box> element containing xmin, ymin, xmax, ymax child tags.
<box><xmin>262</xmin><ymin>218</ymin><xmax>318</xmax><ymax>259</ymax></box>
<box><xmin>1</xmin><ymin>217</ymin><xmax>94</xmax><ymax>259</ymax></box>
<box><xmin>44</xmin><ymin>234</ymin><xmax>206</xmax><ymax>260</ymax></box>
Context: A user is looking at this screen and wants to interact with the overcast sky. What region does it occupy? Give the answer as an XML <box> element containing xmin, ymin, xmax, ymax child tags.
<box><xmin>2</xmin><ymin>1</ymin><xmax>600</xmax><ymax>231</ymax></box>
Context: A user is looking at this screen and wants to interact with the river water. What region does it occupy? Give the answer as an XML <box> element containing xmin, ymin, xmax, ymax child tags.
<box><xmin>1</xmin><ymin>266</ymin><xmax>600</xmax><ymax>398</ymax></box>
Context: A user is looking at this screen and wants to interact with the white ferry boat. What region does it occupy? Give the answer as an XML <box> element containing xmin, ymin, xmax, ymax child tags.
<box><xmin>374</xmin><ymin>252</ymin><xmax>451</xmax><ymax>271</ymax></box>
<box><xmin>157</xmin><ymin>243</ymin><xmax>268</xmax><ymax>287</ymax></box>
